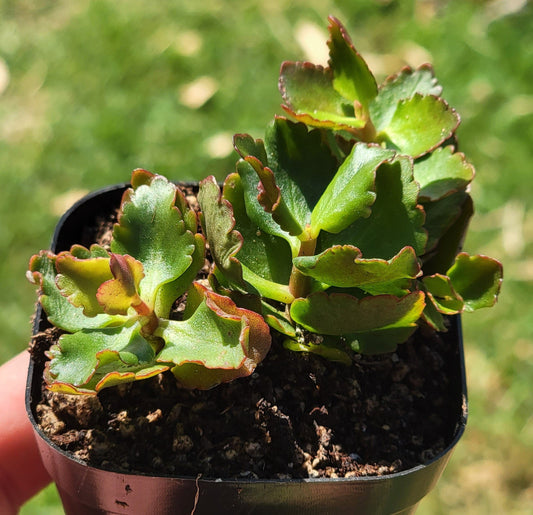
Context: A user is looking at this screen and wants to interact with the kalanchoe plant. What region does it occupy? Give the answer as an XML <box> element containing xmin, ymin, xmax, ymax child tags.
<box><xmin>28</xmin><ymin>169</ymin><xmax>271</xmax><ymax>394</ymax></box>
<box><xmin>198</xmin><ymin>17</ymin><xmax>503</xmax><ymax>361</ymax></box>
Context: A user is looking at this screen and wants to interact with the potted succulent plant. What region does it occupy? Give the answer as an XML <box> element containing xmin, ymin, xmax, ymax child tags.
<box><xmin>26</xmin><ymin>17</ymin><xmax>502</xmax><ymax>515</ymax></box>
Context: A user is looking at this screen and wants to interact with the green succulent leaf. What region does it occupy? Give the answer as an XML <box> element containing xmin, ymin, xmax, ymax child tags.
<box><xmin>234</xmin><ymin>136</ymin><xmax>300</xmax><ymax>253</ymax></box>
<box><xmin>156</xmin><ymin>285</ymin><xmax>271</xmax><ymax>389</ymax></box>
<box><xmin>423</xmin><ymin>193</ymin><xmax>473</xmax><ymax>274</ymax></box>
<box><xmin>422</xmin><ymin>190</ymin><xmax>470</xmax><ymax>255</ymax></box>
<box><xmin>199</xmin><ymin>174</ymin><xmax>293</xmax><ymax>302</ymax></box>
<box><xmin>311</xmin><ymin>143</ymin><xmax>395</xmax><ymax>237</ymax></box>
<box><xmin>233</xmin><ymin>133</ymin><xmax>268</xmax><ymax>164</ymax></box>
<box><xmin>45</xmin><ymin>321</ymin><xmax>167</xmax><ymax>394</ymax></box>
<box><xmin>235</xmin><ymin>159</ymin><xmax>296</xmax><ymax>251</ymax></box>
<box><xmin>242</xmin><ymin>155</ymin><xmax>304</xmax><ymax>236</ymax></box>
<box><xmin>264</xmin><ymin>119</ymin><xmax>339</xmax><ymax>234</ymax></box>
<box><xmin>279</xmin><ymin>62</ymin><xmax>363</xmax><ymax>131</ymax></box>
<box><xmin>327</xmin><ymin>16</ymin><xmax>378</xmax><ymax>111</ymax></box>
<box><xmin>198</xmin><ymin>173</ymin><xmax>292</xmax><ymax>302</ymax></box>
<box><xmin>261</xmin><ymin>301</ymin><xmax>297</xmax><ymax>337</ymax></box>
<box><xmin>284</xmin><ymin>336</ymin><xmax>352</xmax><ymax>364</ymax></box>
<box><xmin>154</xmin><ymin>233</ymin><xmax>206</xmax><ymax>316</ymax></box>
<box><xmin>414</xmin><ymin>146</ymin><xmax>475</xmax><ymax>201</ymax></box>
<box><xmin>214</xmin><ymin>173</ymin><xmax>294</xmax><ymax>303</ymax></box>
<box><xmin>319</xmin><ymin>155</ymin><xmax>427</xmax><ymax>259</ymax></box>
<box><xmin>369</xmin><ymin>64</ymin><xmax>442</xmax><ymax>130</ymax></box>
<box><xmin>55</xmin><ymin>250</ymin><xmax>113</xmax><ymax>317</ymax></box>
<box><xmin>376</xmin><ymin>94</ymin><xmax>459</xmax><ymax>157</ymax></box>
<box><xmin>131</xmin><ymin>168</ymin><xmax>198</xmax><ymax>234</ymax></box>
<box><xmin>198</xmin><ymin>175</ymin><xmax>244</xmax><ymax>285</ymax></box>
<box><xmin>447</xmin><ymin>253</ymin><xmax>503</xmax><ymax>311</ymax></box>
<box><xmin>236</xmin><ymin>119</ymin><xmax>339</xmax><ymax>241</ymax></box>
<box><xmin>242</xmin><ymin>268</ymin><xmax>294</xmax><ymax>303</ymax></box>
<box><xmin>278</xmin><ymin>17</ymin><xmax>378</xmax><ymax>133</ymax></box>
<box><xmin>294</xmin><ymin>245</ymin><xmax>420</xmax><ymax>296</ymax></box>
<box><xmin>130</xmin><ymin>169</ymin><xmax>199</xmax><ymax>234</ymax></box>
<box><xmin>347</xmin><ymin>324</ymin><xmax>419</xmax><ymax>354</ymax></box>
<box><xmin>112</xmin><ymin>172</ymin><xmax>197</xmax><ymax>309</ymax></box>
<box><xmin>222</xmin><ymin>173</ymin><xmax>292</xmax><ymax>285</ymax></box>
<box><xmin>157</xmin><ymin>301</ymin><xmax>245</xmax><ymax>372</ymax></box>
<box><xmin>27</xmin><ymin>251</ymin><xmax>116</xmax><ymax>331</ymax></box>
<box><xmin>422</xmin><ymin>273</ymin><xmax>464</xmax><ymax>314</ymax></box>
<box><xmin>96</xmin><ymin>254</ymin><xmax>145</xmax><ymax>315</ymax></box>
<box><xmin>290</xmin><ymin>290</ymin><xmax>425</xmax><ymax>336</ymax></box>
<box><xmin>421</xmin><ymin>289</ymin><xmax>447</xmax><ymax>332</ymax></box>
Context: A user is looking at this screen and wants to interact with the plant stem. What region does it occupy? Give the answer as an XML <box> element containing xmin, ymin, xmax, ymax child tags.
<box><xmin>133</xmin><ymin>299</ymin><xmax>160</xmax><ymax>337</ymax></box>
<box><xmin>140</xmin><ymin>311</ymin><xmax>160</xmax><ymax>338</ymax></box>
<box><xmin>351</xmin><ymin>117</ymin><xmax>377</xmax><ymax>143</ymax></box>
<box><xmin>288</xmin><ymin>237</ymin><xmax>316</xmax><ymax>299</ymax></box>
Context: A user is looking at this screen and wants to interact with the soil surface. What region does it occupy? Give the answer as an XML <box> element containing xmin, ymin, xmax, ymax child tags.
<box><xmin>28</xmin><ymin>183</ymin><xmax>463</xmax><ymax>480</ymax></box>
<box><xmin>31</xmin><ymin>322</ymin><xmax>461</xmax><ymax>480</ymax></box>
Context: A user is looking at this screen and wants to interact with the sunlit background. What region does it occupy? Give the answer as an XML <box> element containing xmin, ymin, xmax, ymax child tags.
<box><xmin>0</xmin><ymin>1</ymin><xmax>531</xmax><ymax>513</ymax></box>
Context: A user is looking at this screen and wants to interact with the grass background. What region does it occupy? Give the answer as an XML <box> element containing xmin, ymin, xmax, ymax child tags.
<box><xmin>0</xmin><ymin>0</ymin><xmax>531</xmax><ymax>513</ymax></box>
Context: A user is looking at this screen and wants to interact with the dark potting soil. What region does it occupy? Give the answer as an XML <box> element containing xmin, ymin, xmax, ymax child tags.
<box><xmin>31</xmin><ymin>322</ymin><xmax>461</xmax><ymax>480</ymax></box>
<box><xmin>28</xmin><ymin>183</ymin><xmax>463</xmax><ymax>480</ymax></box>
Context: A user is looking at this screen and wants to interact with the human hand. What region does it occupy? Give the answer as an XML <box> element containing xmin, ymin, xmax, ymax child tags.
<box><xmin>0</xmin><ymin>352</ymin><xmax>51</xmax><ymax>514</ymax></box>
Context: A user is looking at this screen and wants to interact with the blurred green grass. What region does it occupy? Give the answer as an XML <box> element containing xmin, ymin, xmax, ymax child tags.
<box><xmin>0</xmin><ymin>1</ymin><xmax>530</xmax><ymax>513</ymax></box>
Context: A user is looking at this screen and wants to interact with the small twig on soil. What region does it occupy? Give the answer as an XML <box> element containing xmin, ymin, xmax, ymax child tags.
<box><xmin>190</xmin><ymin>473</ymin><xmax>202</xmax><ymax>515</ymax></box>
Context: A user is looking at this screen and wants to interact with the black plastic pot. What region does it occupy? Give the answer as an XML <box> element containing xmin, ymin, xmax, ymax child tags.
<box><xmin>26</xmin><ymin>184</ymin><xmax>468</xmax><ymax>515</ymax></box>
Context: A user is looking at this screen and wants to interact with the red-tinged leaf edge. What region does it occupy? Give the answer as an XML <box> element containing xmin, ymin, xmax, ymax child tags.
<box><xmin>200</xmin><ymin>284</ymin><xmax>272</xmax><ymax>372</ymax></box>
<box><xmin>198</xmin><ymin>175</ymin><xmax>245</xmax><ymax>286</ymax></box>
<box><xmin>244</xmin><ymin>156</ymin><xmax>281</xmax><ymax>213</ymax></box>
<box><xmin>378</xmin><ymin>63</ymin><xmax>442</xmax><ymax>97</ymax></box>
<box><xmin>27</xmin><ymin>250</ymin><xmax>54</xmax><ymax>289</ymax></box>
<box><xmin>130</xmin><ymin>168</ymin><xmax>155</xmax><ymax>188</ymax></box>
<box><xmin>119</xmin><ymin>169</ymin><xmax>197</xmax><ymax>234</ymax></box>
<box><xmin>279</xmin><ymin>61</ymin><xmax>366</xmax><ymax>134</ymax></box>
<box><xmin>44</xmin><ymin>351</ymin><xmax>171</xmax><ymax>395</ymax></box>
<box><xmin>384</xmin><ymin>94</ymin><xmax>461</xmax><ymax>158</ymax></box>
<box><xmin>291</xmin><ymin>290</ymin><xmax>426</xmax><ymax>336</ymax></box>
<box><xmin>164</xmin><ymin>283</ymin><xmax>272</xmax><ymax>389</ymax></box>
<box><xmin>326</xmin><ymin>16</ymin><xmax>378</xmax><ymax>110</ymax></box>
<box><xmin>54</xmin><ymin>251</ymin><xmax>113</xmax><ymax>317</ymax></box>
<box><xmin>96</xmin><ymin>254</ymin><xmax>146</xmax><ymax>316</ymax></box>
<box><xmin>93</xmin><ymin>364</ymin><xmax>170</xmax><ymax>392</ymax></box>
<box><xmin>447</xmin><ymin>253</ymin><xmax>503</xmax><ymax>311</ymax></box>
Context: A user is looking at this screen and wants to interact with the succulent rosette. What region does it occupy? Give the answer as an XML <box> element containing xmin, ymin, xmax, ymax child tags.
<box><xmin>28</xmin><ymin>170</ymin><xmax>270</xmax><ymax>393</ymax></box>
<box><xmin>198</xmin><ymin>17</ymin><xmax>502</xmax><ymax>361</ymax></box>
